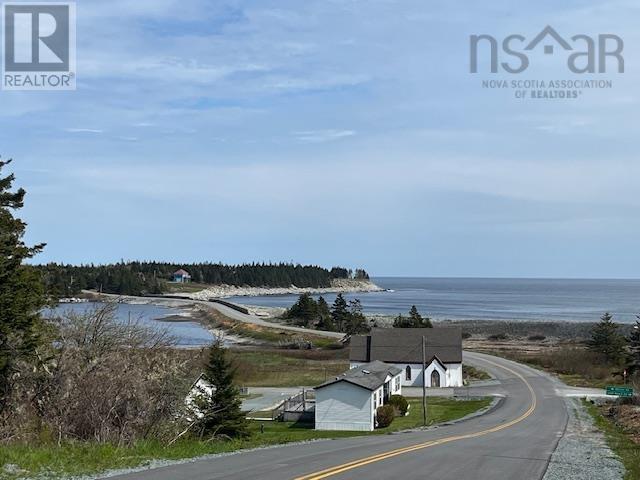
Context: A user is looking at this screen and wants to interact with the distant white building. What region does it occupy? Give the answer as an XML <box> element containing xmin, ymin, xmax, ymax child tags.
<box><xmin>349</xmin><ymin>328</ymin><xmax>463</xmax><ymax>388</ymax></box>
<box><xmin>314</xmin><ymin>361</ymin><xmax>402</xmax><ymax>431</ymax></box>
<box><xmin>184</xmin><ymin>374</ymin><xmax>215</xmax><ymax>419</ymax></box>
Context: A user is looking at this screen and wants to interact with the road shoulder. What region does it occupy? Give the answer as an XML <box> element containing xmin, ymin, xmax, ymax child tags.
<box><xmin>543</xmin><ymin>398</ymin><xmax>625</xmax><ymax>480</ymax></box>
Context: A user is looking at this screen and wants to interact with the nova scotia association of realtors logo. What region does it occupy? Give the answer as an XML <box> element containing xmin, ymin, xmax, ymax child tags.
<box><xmin>469</xmin><ymin>26</ymin><xmax>624</xmax><ymax>99</ymax></box>
<box><xmin>2</xmin><ymin>2</ymin><xmax>76</xmax><ymax>90</ymax></box>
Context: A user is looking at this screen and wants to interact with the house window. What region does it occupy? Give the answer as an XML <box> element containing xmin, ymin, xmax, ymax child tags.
<box><xmin>405</xmin><ymin>366</ymin><xmax>412</xmax><ymax>381</ymax></box>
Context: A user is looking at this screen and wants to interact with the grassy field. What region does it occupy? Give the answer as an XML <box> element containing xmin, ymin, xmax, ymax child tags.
<box><xmin>477</xmin><ymin>346</ymin><xmax>622</xmax><ymax>389</ymax></box>
<box><xmin>0</xmin><ymin>398</ymin><xmax>490</xmax><ymax>479</ymax></box>
<box><xmin>584</xmin><ymin>400</ymin><xmax>640</xmax><ymax>480</ymax></box>
<box><xmin>231</xmin><ymin>349</ymin><xmax>349</xmax><ymax>387</ymax></box>
<box><xmin>198</xmin><ymin>308</ymin><xmax>342</xmax><ymax>349</ymax></box>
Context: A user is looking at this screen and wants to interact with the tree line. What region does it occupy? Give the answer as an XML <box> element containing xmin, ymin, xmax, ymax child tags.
<box><xmin>34</xmin><ymin>262</ymin><xmax>371</xmax><ymax>297</ymax></box>
<box><xmin>284</xmin><ymin>293</ymin><xmax>370</xmax><ymax>335</ymax></box>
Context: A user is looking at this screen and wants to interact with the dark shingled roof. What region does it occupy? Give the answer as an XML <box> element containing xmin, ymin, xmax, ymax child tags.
<box><xmin>350</xmin><ymin>328</ymin><xmax>462</xmax><ymax>364</ymax></box>
<box><xmin>315</xmin><ymin>361</ymin><xmax>402</xmax><ymax>391</ymax></box>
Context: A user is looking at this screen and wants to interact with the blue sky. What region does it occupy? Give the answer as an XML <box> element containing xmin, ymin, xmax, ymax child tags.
<box><xmin>4</xmin><ymin>0</ymin><xmax>640</xmax><ymax>277</ymax></box>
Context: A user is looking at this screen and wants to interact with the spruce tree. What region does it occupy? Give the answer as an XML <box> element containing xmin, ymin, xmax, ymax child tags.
<box><xmin>409</xmin><ymin>305</ymin><xmax>433</xmax><ymax>328</ymax></box>
<box><xmin>625</xmin><ymin>317</ymin><xmax>640</xmax><ymax>376</ymax></box>
<box><xmin>316</xmin><ymin>296</ymin><xmax>335</xmax><ymax>331</ymax></box>
<box><xmin>196</xmin><ymin>341</ymin><xmax>248</xmax><ymax>438</ymax></box>
<box><xmin>331</xmin><ymin>294</ymin><xmax>349</xmax><ymax>332</ymax></box>
<box><xmin>587</xmin><ymin>313</ymin><xmax>627</xmax><ymax>364</ymax></box>
<box><xmin>0</xmin><ymin>159</ymin><xmax>46</xmax><ymax>412</ymax></box>
<box><xmin>393</xmin><ymin>314</ymin><xmax>410</xmax><ymax>328</ymax></box>
<box><xmin>346</xmin><ymin>299</ymin><xmax>370</xmax><ymax>335</ymax></box>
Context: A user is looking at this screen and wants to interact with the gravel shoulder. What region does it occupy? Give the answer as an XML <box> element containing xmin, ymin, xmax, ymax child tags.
<box><xmin>543</xmin><ymin>398</ymin><xmax>625</xmax><ymax>480</ymax></box>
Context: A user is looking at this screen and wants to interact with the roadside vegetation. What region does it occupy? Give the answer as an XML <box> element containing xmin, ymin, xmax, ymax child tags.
<box><xmin>463</xmin><ymin>365</ymin><xmax>491</xmax><ymax>382</ymax></box>
<box><xmin>0</xmin><ymin>397</ymin><xmax>491</xmax><ymax>479</ymax></box>
<box><xmin>584</xmin><ymin>400</ymin><xmax>640</xmax><ymax>480</ymax></box>
<box><xmin>477</xmin><ymin>313</ymin><xmax>640</xmax><ymax>389</ymax></box>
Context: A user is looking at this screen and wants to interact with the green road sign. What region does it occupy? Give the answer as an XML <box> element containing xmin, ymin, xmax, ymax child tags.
<box><xmin>606</xmin><ymin>386</ymin><xmax>634</xmax><ymax>397</ymax></box>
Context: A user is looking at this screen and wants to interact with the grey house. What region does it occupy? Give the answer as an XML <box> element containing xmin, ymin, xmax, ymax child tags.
<box><xmin>314</xmin><ymin>361</ymin><xmax>402</xmax><ymax>431</ymax></box>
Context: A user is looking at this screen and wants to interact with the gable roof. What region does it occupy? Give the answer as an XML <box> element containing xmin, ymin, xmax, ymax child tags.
<box><xmin>350</xmin><ymin>328</ymin><xmax>462</xmax><ymax>364</ymax></box>
<box><xmin>173</xmin><ymin>269</ymin><xmax>190</xmax><ymax>276</ymax></box>
<box><xmin>315</xmin><ymin>360</ymin><xmax>402</xmax><ymax>391</ymax></box>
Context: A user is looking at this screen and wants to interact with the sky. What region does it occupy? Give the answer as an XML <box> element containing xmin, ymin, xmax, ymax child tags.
<box><xmin>3</xmin><ymin>0</ymin><xmax>640</xmax><ymax>278</ymax></box>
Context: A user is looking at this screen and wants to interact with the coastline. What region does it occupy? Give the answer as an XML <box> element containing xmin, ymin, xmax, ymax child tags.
<box><xmin>166</xmin><ymin>279</ymin><xmax>383</xmax><ymax>301</ymax></box>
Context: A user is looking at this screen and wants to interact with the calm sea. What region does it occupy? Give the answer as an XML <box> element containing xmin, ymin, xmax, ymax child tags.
<box><xmin>228</xmin><ymin>277</ymin><xmax>640</xmax><ymax>323</ymax></box>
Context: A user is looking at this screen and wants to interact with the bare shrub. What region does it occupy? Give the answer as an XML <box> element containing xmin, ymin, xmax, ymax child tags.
<box><xmin>2</xmin><ymin>303</ymin><xmax>196</xmax><ymax>445</ymax></box>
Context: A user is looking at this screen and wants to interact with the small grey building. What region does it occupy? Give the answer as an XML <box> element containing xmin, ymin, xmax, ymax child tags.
<box><xmin>314</xmin><ymin>361</ymin><xmax>402</xmax><ymax>431</ymax></box>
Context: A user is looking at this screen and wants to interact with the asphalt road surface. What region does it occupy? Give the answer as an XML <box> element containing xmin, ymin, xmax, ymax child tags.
<box><xmin>108</xmin><ymin>351</ymin><xmax>569</xmax><ymax>480</ymax></box>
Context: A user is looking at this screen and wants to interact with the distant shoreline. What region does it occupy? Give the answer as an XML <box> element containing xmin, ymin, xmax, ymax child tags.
<box><xmin>166</xmin><ymin>278</ymin><xmax>384</xmax><ymax>301</ymax></box>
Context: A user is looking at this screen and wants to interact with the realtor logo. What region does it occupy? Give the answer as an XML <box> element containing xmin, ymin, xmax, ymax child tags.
<box><xmin>2</xmin><ymin>2</ymin><xmax>76</xmax><ymax>90</ymax></box>
<box><xmin>469</xmin><ymin>25</ymin><xmax>624</xmax><ymax>74</ymax></box>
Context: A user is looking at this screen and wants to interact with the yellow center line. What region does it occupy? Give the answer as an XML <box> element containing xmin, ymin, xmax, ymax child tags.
<box><xmin>294</xmin><ymin>358</ymin><xmax>537</xmax><ymax>480</ymax></box>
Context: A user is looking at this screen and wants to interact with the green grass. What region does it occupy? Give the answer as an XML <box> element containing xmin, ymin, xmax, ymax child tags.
<box><xmin>584</xmin><ymin>400</ymin><xmax>640</xmax><ymax>480</ymax></box>
<box><xmin>0</xmin><ymin>398</ymin><xmax>491</xmax><ymax>479</ymax></box>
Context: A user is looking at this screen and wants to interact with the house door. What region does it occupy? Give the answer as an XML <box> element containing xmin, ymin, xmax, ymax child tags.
<box><xmin>430</xmin><ymin>370</ymin><xmax>441</xmax><ymax>388</ymax></box>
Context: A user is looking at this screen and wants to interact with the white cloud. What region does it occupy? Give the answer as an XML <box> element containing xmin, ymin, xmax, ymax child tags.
<box><xmin>292</xmin><ymin>129</ymin><xmax>356</xmax><ymax>143</ymax></box>
<box><xmin>65</xmin><ymin>128</ymin><xmax>104</xmax><ymax>134</ymax></box>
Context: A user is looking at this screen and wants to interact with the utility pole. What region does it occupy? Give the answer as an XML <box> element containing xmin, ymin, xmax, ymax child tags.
<box><xmin>422</xmin><ymin>335</ymin><xmax>427</xmax><ymax>426</ymax></box>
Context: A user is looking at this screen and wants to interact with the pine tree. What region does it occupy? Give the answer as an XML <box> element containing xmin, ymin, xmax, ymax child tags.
<box><xmin>587</xmin><ymin>313</ymin><xmax>627</xmax><ymax>364</ymax></box>
<box><xmin>285</xmin><ymin>293</ymin><xmax>318</xmax><ymax>327</ymax></box>
<box><xmin>331</xmin><ymin>294</ymin><xmax>350</xmax><ymax>332</ymax></box>
<box><xmin>316</xmin><ymin>296</ymin><xmax>335</xmax><ymax>331</ymax></box>
<box><xmin>393</xmin><ymin>314</ymin><xmax>411</xmax><ymax>328</ymax></box>
<box><xmin>0</xmin><ymin>159</ymin><xmax>46</xmax><ymax>412</ymax></box>
<box><xmin>346</xmin><ymin>299</ymin><xmax>370</xmax><ymax>335</ymax></box>
<box><xmin>195</xmin><ymin>341</ymin><xmax>248</xmax><ymax>438</ymax></box>
<box><xmin>409</xmin><ymin>305</ymin><xmax>433</xmax><ymax>328</ymax></box>
<box><xmin>625</xmin><ymin>316</ymin><xmax>640</xmax><ymax>376</ymax></box>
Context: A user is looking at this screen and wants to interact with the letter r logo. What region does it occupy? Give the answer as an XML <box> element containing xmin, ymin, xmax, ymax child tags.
<box><xmin>3</xmin><ymin>3</ymin><xmax>70</xmax><ymax>71</ymax></box>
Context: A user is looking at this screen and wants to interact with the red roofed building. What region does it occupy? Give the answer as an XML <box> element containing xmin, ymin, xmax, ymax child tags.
<box><xmin>172</xmin><ymin>269</ymin><xmax>191</xmax><ymax>283</ymax></box>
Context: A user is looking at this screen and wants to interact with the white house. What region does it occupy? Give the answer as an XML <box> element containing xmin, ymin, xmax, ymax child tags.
<box><xmin>314</xmin><ymin>361</ymin><xmax>402</xmax><ymax>431</ymax></box>
<box><xmin>349</xmin><ymin>328</ymin><xmax>463</xmax><ymax>388</ymax></box>
<box><xmin>184</xmin><ymin>373</ymin><xmax>215</xmax><ymax>419</ymax></box>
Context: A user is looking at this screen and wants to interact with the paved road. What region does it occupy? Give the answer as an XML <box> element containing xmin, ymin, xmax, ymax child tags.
<box><xmin>108</xmin><ymin>351</ymin><xmax>570</xmax><ymax>480</ymax></box>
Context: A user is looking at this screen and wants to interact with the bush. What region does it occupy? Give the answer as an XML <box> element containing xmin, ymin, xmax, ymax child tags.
<box><xmin>488</xmin><ymin>333</ymin><xmax>508</xmax><ymax>341</ymax></box>
<box><xmin>462</xmin><ymin>332</ymin><xmax>472</xmax><ymax>340</ymax></box>
<box><xmin>376</xmin><ymin>405</ymin><xmax>395</xmax><ymax>428</ymax></box>
<box><xmin>387</xmin><ymin>395</ymin><xmax>409</xmax><ymax>416</ymax></box>
<box><xmin>528</xmin><ymin>334</ymin><xmax>546</xmax><ymax>341</ymax></box>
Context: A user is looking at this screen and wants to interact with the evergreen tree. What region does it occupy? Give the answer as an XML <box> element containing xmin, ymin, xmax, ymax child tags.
<box><xmin>195</xmin><ymin>341</ymin><xmax>248</xmax><ymax>438</ymax></box>
<box><xmin>346</xmin><ymin>299</ymin><xmax>370</xmax><ymax>335</ymax></box>
<box><xmin>331</xmin><ymin>293</ymin><xmax>349</xmax><ymax>332</ymax></box>
<box><xmin>284</xmin><ymin>293</ymin><xmax>318</xmax><ymax>327</ymax></box>
<box><xmin>409</xmin><ymin>305</ymin><xmax>433</xmax><ymax>328</ymax></box>
<box><xmin>393</xmin><ymin>314</ymin><xmax>411</xmax><ymax>328</ymax></box>
<box><xmin>0</xmin><ymin>159</ymin><xmax>46</xmax><ymax>413</ymax></box>
<box><xmin>316</xmin><ymin>296</ymin><xmax>335</xmax><ymax>331</ymax></box>
<box><xmin>625</xmin><ymin>316</ymin><xmax>640</xmax><ymax>376</ymax></box>
<box><xmin>587</xmin><ymin>313</ymin><xmax>627</xmax><ymax>364</ymax></box>
<box><xmin>393</xmin><ymin>306</ymin><xmax>433</xmax><ymax>328</ymax></box>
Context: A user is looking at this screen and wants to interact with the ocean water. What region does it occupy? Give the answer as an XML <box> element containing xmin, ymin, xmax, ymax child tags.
<box><xmin>43</xmin><ymin>302</ymin><xmax>215</xmax><ymax>347</ymax></box>
<box><xmin>228</xmin><ymin>277</ymin><xmax>640</xmax><ymax>323</ymax></box>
